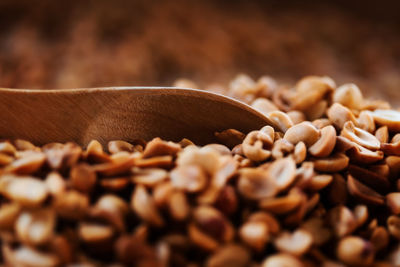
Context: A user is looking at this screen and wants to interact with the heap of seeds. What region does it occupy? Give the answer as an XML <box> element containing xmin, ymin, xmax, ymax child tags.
<box><xmin>1</xmin><ymin>76</ymin><xmax>400</xmax><ymax>266</ymax></box>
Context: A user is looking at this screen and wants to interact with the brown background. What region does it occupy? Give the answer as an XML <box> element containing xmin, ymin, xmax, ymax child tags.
<box><xmin>0</xmin><ymin>0</ymin><xmax>399</xmax><ymax>105</ymax></box>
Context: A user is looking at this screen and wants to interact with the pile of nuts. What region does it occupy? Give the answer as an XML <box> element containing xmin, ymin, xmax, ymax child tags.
<box><xmin>2</xmin><ymin>76</ymin><xmax>400</xmax><ymax>266</ymax></box>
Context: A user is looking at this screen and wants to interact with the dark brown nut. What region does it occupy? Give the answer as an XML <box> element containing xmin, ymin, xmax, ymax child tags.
<box><xmin>274</xmin><ymin>229</ymin><xmax>313</xmax><ymax>256</ymax></box>
<box><xmin>357</xmin><ymin>110</ymin><xmax>375</xmax><ymax>133</ymax></box>
<box><xmin>188</xmin><ymin>223</ymin><xmax>219</xmax><ymax>251</ymax></box>
<box><xmin>132</xmin><ymin>167</ymin><xmax>168</xmax><ymax>187</ymax></box>
<box><xmin>271</xmin><ymin>139</ymin><xmax>294</xmax><ymax>159</ymax></box>
<box><xmin>168</xmin><ymin>190</ymin><xmax>190</xmax><ymax>221</ymax></box>
<box><xmin>387</xmin><ymin>193</ymin><xmax>400</xmax><ymax>215</ymax></box>
<box><xmin>4</xmin><ymin>151</ymin><xmax>46</xmax><ymax>174</ymax></box>
<box><xmin>53</xmin><ymin>190</ymin><xmax>89</xmax><ymax>220</ymax></box>
<box><xmin>293</xmin><ymin>141</ymin><xmax>307</xmax><ymax>164</ymax></box>
<box><xmin>93</xmin><ymin>152</ymin><xmax>137</xmax><ymax>176</ymax></box>
<box><xmin>0</xmin><ymin>174</ymin><xmax>48</xmax><ymax>207</ymax></box>
<box><xmin>308</xmin><ymin>174</ymin><xmax>333</xmax><ymax>191</ymax></box>
<box><xmin>177</xmin><ymin>146</ymin><xmax>220</xmax><ymax>175</ymax></box>
<box><xmin>79</xmin><ymin>223</ymin><xmax>114</xmax><ymax>243</ymax></box>
<box><xmin>381</xmin><ymin>141</ymin><xmax>400</xmax><ymax>156</ymax></box>
<box><xmin>42</xmin><ymin>142</ymin><xmax>82</xmax><ymax>170</ymax></box>
<box><xmin>336</xmin><ymin>236</ymin><xmax>374</xmax><ymax>266</ymax></box>
<box><xmin>348</xmin><ymin>164</ymin><xmax>390</xmax><ymax>192</ymax></box>
<box><xmin>333</xmin><ymin>83</ymin><xmax>363</xmax><ymax>110</ymax></box>
<box><xmin>108</xmin><ymin>140</ymin><xmax>134</xmax><ymax>154</ymax></box>
<box><xmin>262</xmin><ymin>253</ymin><xmax>304</xmax><ymax>267</ymax></box>
<box><xmin>368</xmin><ymin>163</ymin><xmax>390</xmax><ymax>178</ymax></box>
<box><xmin>215</xmin><ymin>129</ymin><xmax>245</xmax><ymax>148</ymax></box>
<box><xmin>309</xmin><ymin>125</ymin><xmax>336</xmax><ymax>157</ymax></box>
<box><xmin>305</xmin><ymin>193</ymin><xmax>320</xmax><ymax>214</ymax></box>
<box><xmin>370</xmin><ymin>226</ymin><xmax>389</xmax><ymax>251</ymax></box>
<box><xmin>0</xmin><ymin>141</ymin><xmax>17</xmax><ymax>155</ymax></box>
<box><xmin>387</xmin><ymin>216</ymin><xmax>400</xmax><ymax>240</ymax></box>
<box><xmin>45</xmin><ymin>172</ymin><xmax>66</xmax><ymax>196</ymax></box>
<box><xmin>239</xmin><ymin>220</ymin><xmax>269</xmax><ymax>252</ymax></box>
<box><xmin>205</xmin><ymin>244</ymin><xmax>251</xmax><ymax>267</ymax></box>
<box><xmin>251</xmin><ymin>98</ymin><xmax>279</xmax><ymax>115</ymax></box>
<box><xmin>284</xmin><ymin>122</ymin><xmax>319</xmax><ymax>147</ymax></box>
<box><xmin>347</xmin><ymin>175</ymin><xmax>385</xmax><ymax>206</ymax></box>
<box><xmin>248</xmin><ymin>212</ymin><xmax>280</xmax><ymax>235</ymax></box>
<box><xmin>0</xmin><ymin>202</ymin><xmax>20</xmax><ymax>230</ymax></box>
<box><xmin>170</xmin><ymin>164</ymin><xmax>207</xmax><ymax>193</ymax></box>
<box><xmin>341</xmin><ymin>121</ymin><xmax>380</xmax><ymax>150</ymax></box>
<box><xmin>3</xmin><ymin>245</ymin><xmax>60</xmax><ymax>267</ymax></box>
<box><xmin>347</xmin><ymin>142</ymin><xmax>384</xmax><ymax>164</ymax></box>
<box><xmin>16</xmin><ymin>209</ymin><xmax>55</xmax><ymax>246</ymax></box>
<box><xmin>372</xmin><ymin>109</ymin><xmax>400</xmax><ymax>131</ymax></box>
<box><xmin>312</xmin><ymin>118</ymin><xmax>332</xmax><ymax>129</ymax></box>
<box><xmin>375</xmin><ymin>126</ymin><xmax>389</xmax><ymax>143</ymax></box>
<box><xmin>0</xmin><ymin>153</ymin><xmax>13</xmax><ymax>165</ymax></box>
<box><xmin>193</xmin><ymin>206</ymin><xmax>234</xmax><ymax>243</ymax></box>
<box><xmin>242</xmin><ymin>127</ymin><xmax>274</xmax><ymax>162</ymax></box>
<box><xmin>386</xmin><ymin>156</ymin><xmax>400</xmax><ymax>178</ymax></box>
<box><xmin>143</xmin><ymin>137</ymin><xmax>181</xmax><ymax>158</ymax></box>
<box><xmin>301</xmin><ymin>218</ymin><xmax>332</xmax><ymax>245</ymax></box>
<box><xmin>328</xmin><ymin>206</ymin><xmax>357</xmax><ymax>238</ymax></box>
<box><xmin>326</xmin><ymin>174</ymin><xmax>348</xmax><ymax>205</ymax></box>
<box><xmin>14</xmin><ymin>139</ymin><xmax>38</xmax><ymax>151</ymax></box>
<box><xmin>70</xmin><ymin>163</ymin><xmax>97</xmax><ymax>193</ymax></box>
<box><xmin>327</xmin><ymin>103</ymin><xmax>357</xmax><ymax>129</ymax></box>
<box><xmin>134</xmin><ymin>155</ymin><xmax>174</xmax><ymax>168</ymax></box>
<box><xmin>238</xmin><ymin>168</ymin><xmax>278</xmax><ymax>200</ymax></box>
<box><xmin>259</xmin><ymin>190</ymin><xmax>302</xmax><ymax>214</ymax></box>
<box><xmin>312</xmin><ymin>153</ymin><xmax>349</xmax><ymax>172</ymax></box>
<box><xmin>85</xmin><ymin>139</ymin><xmax>110</xmax><ymax>163</ymax></box>
<box><xmin>268</xmin><ymin>110</ymin><xmax>294</xmax><ymax>133</ymax></box>
<box><xmin>49</xmin><ymin>235</ymin><xmax>74</xmax><ymax>265</ymax></box>
<box><xmin>287</xmin><ymin>111</ymin><xmax>306</xmax><ymax>125</ymax></box>
<box><xmin>100</xmin><ymin>176</ymin><xmax>130</xmax><ymax>191</ymax></box>
<box><xmin>215</xmin><ymin>186</ymin><xmax>238</xmax><ymax>216</ymax></box>
<box><xmin>131</xmin><ymin>185</ymin><xmax>164</xmax><ymax>227</ymax></box>
<box><xmin>353</xmin><ymin>205</ymin><xmax>368</xmax><ymax>227</ymax></box>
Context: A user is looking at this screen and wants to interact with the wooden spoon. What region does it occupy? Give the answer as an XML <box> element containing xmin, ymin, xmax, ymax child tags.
<box><xmin>0</xmin><ymin>87</ymin><xmax>275</xmax><ymax>145</ymax></box>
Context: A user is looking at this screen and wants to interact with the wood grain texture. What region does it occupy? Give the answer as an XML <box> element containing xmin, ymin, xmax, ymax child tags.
<box><xmin>0</xmin><ymin>87</ymin><xmax>274</xmax><ymax>146</ymax></box>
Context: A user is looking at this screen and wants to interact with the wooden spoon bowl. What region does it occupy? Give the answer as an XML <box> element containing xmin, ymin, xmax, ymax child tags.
<box><xmin>0</xmin><ymin>87</ymin><xmax>274</xmax><ymax>146</ymax></box>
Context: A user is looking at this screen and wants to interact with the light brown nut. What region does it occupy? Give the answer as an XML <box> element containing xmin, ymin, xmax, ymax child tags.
<box><xmin>328</xmin><ymin>205</ymin><xmax>357</xmax><ymax>238</ymax></box>
<box><xmin>357</xmin><ymin>110</ymin><xmax>375</xmax><ymax>133</ymax></box>
<box><xmin>284</xmin><ymin>193</ymin><xmax>307</xmax><ymax>226</ymax></box>
<box><xmin>341</xmin><ymin>121</ymin><xmax>380</xmax><ymax>150</ymax></box>
<box><xmin>259</xmin><ymin>190</ymin><xmax>302</xmax><ymax>215</ymax></box>
<box><xmin>271</xmin><ymin>139</ymin><xmax>294</xmax><ymax>159</ymax></box>
<box><xmin>262</xmin><ymin>253</ymin><xmax>304</xmax><ymax>267</ymax></box>
<box><xmin>326</xmin><ymin>174</ymin><xmax>348</xmax><ymax>206</ymax></box>
<box><xmin>85</xmin><ymin>139</ymin><xmax>110</xmax><ymax>163</ymax></box>
<box><xmin>387</xmin><ymin>215</ymin><xmax>400</xmax><ymax>240</ymax></box>
<box><xmin>79</xmin><ymin>223</ymin><xmax>114</xmax><ymax>243</ymax></box>
<box><xmin>312</xmin><ymin>118</ymin><xmax>332</xmax><ymax>129</ymax></box>
<box><xmin>333</xmin><ymin>83</ymin><xmax>363</xmax><ymax>110</ymax></box>
<box><xmin>238</xmin><ymin>168</ymin><xmax>278</xmax><ymax>200</ymax></box>
<box><xmin>386</xmin><ymin>156</ymin><xmax>400</xmax><ymax>179</ymax></box>
<box><xmin>203</xmin><ymin>144</ymin><xmax>231</xmax><ymax>156</ymax></box>
<box><xmin>347</xmin><ymin>175</ymin><xmax>385</xmax><ymax>206</ymax></box>
<box><xmin>375</xmin><ymin>126</ymin><xmax>389</xmax><ymax>143</ymax></box>
<box><xmin>284</xmin><ymin>121</ymin><xmax>319</xmax><ymax>147</ymax></box>
<box><xmin>53</xmin><ymin>190</ymin><xmax>89</xmax><ymax>220</ymax></box>
<box><xmin>0</xmin><ymin>153</ymin><xmax>13</xmax><ymax>165</ymax></box>
<box><xmin>153</xmin><ymin>182</ymin><xmax>174</xmax><ymax>208</ymax></box>
<box><xmin>327</xmin><ymin>103</ymin><xmax>357</xmax><ymax>129</ymax></box>
<box><xmin>301</xmin><ymin>217</ymin><xmax>332</xmax><ymax>245</ymax></box>
<box><xmin>188</xmin><ymin>223</ymin><xmax>219</xmax><ymax>251</ymax></box>
<box><xmin>177</xmin><ymin>146</ymin><xmax>220</xmax><ymax>175</ymax></box>
<box><xmin>0</xmin><ymin>141</ymin><xmax>17</xmax><ymax>155</ymax></box>
<box><xmin>168</xmin><ymin>190</ymin><xmax>190</xmax><ymax>221</ymax></box>
<box><xmin>170</xmin><ymin>164</ymin><xmax>208</xmax><ymax>193</ymax></box>
<box><xmin>381</xmin><ymin>141</ymin><xmax>400</xmax><ymax>156</ymax></box>
<box><xmin>205</xmin><ymin>244</ymin><xmax>251</xmax><ymax>267</ymax></box>
<box><xmin>248</xmin><ymin>212</ymin><xmax>280</xmax><ymax>235</ymax></box>
<box><xmin>287</xmin><ymin>111</ymin><xmax>306</xmax><ymax>125</ymax></box>
<box><xmin>108</xmin><ymin>140</ymin><xmax>134</xmax><ymax>154</ymax></box>
<box><xmin>0</xmin><ymin>202</ymin><xmax>20</xmax><ymax>230</ymax></box>
<box><xmin>251</xmin><ymin>98</ymin><xmax>279</xmax><ymax>116</ymax></box>
<box><xmin>228</xmin><ymin>74</ymin><xmax>257</xmax><ymax>103</ymax></box>
<box><xmin>336</xmin><ymin>236</ymin><xmax>374</xmax><ymax>266</ymax></box>
<box><xmin>0</xmin><ymin>174</ymin><xmax>48</xmax><ymax>207</ymax></box>
<box><xmin>268</xmin><ymin>110</ymin><xmax>294</xmax><ymax>133</ymax></box>
<box><xmin>239</xmin><ymin>221</ymin><xmax>269</xmax><ymax>252</ymax></box>
<box><xmin>3</xmin><ymin>245</ymin><xmax>59</xmax><ymax>267</ymax></box>
<box><xmin>70</xmin><ymin>163</ymin><xmax>97</xmax><ymax>193</ymax></box>
<box><xmin>353</xmin><ymin>205</ymin><xmax>368</xmax><ymax>227</ymax></box>
<box><xmin>42</xmin><ymin>142</ymin><xmax>82</xmax><ymax>170</ymax></box>
<box><xmin>143</xmin><ymin>137</ymin><xmax>181</xmax><ymax>158</ymax></box>
<box><xmin>14</xmin><ymin>139</ymin><xmax>38</xmax><ymax>151</ymax></box>
<box><xmin>45</xmin><ymin>172</ymin><xmax>66</xmax><ymax>196</ymax></box>
<box><xmin>348</xmin><ymin>164</ymin><xmax>390</xmax><ymax>192</ymax></box>
<box><xmin>370</xmin><ymin>226</ymin><xmax>389</xmax><ymax>251</ymax></box>
<box><xmin>16</xmin><ymin>209</ymin><xmax>55</xmax><ymax>246</ymax></box>
<box><xmin>4</xmin><ymin>151</ymin><xmax>46</xmax><ymax>174</ymax></box>
<box><xmin>308</xmin><ymin>125</ymin><xmax>336</xmax><ymax>157</ymax></box>
<box><xmin>134</xmin><ymin>155</ymin><xmax>173</xmax><ymax>168</ymax></box>
<box><xmin>96</xmin><ymin>194</ymin><xmax>129</xmax><ymax>217</ymax></box>
<box><xmin>293</xmin><ymin>141</ymin><xmax>307</xmax><ymax>164</ymax></box>
<box><xmin>304</xmin><ymin>100</ymin><xmax>328</xmax><ymax>121</ymax></box>
<box><xmin>193</xmin><ymin>206</ymin><xmax>234</xmax><ymax>243</ymax></box>
<box><xmin>131</xmin><ymin>185</ymin><xmax>164</xmax><ymax>227</ymax></box>
<box><xmin>215</xmin><ymin>129</ymin><xmax>245</xmax><ymax>149</ymax></box>
<box><xmin>132</xmin><ymin>167</ymin><xmax>168</xmax><ymax>187</ymax></box>
<box><xmin>312</xmin><ymin>153</ymin><xmax>349</xmax><ymax>172</ymax></box>
<box><xmin>100</xmin><ymin>176</ymin><xmax>130</xmax><ymax>191</ymax></box>
<box><xmin>294</xmin><ymin>162</ymin><xmax>315</xmax><ymax>189</ymax></box>
<box><xmin>242</xmin><ymin>127</ymin><xmax>274</xmax><ymax>162</ymax></box>
<box><xmin>372</xmin><ymin>109</ymin><xmax>400</xmax><ymax>131</ymax></box>
<box><xmin>274</xmin><ymin>229</ymin><xmax>313</xmax><ymax>256</ymax></box>
<box><xmin>93</xmin><ymin>152</ymin><xmax>137</xmax><ymax>176</ymax></box>
<box><xmin>347</xmin><ymin>142</ymin><xmax>384</xmax><ymax>164</ymax></box>
<box><xmin>387</xmin><ymin>193</ymin><xmax>400</xmax><ymax>215</ymax></box>
<box><xmin>173</xmin><ymin>78</ymin><xmax>198</xmax><ymax>89</ymax></box>
<box><xmin>269</xmin><ymin>157</ymin><xmax>296</xmax><ymax>191</ymax></box>
<box><xmin>307</xmin><ymin>174</ymin><xmax>333</xmax><ymax>191</ymax></box>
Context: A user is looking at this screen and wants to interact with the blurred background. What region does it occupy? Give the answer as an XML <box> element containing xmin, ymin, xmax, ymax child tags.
<box><xmin>0</xmin><ymin>0</ymin><xmax>399</xmax><ymax>104</ymax></box>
